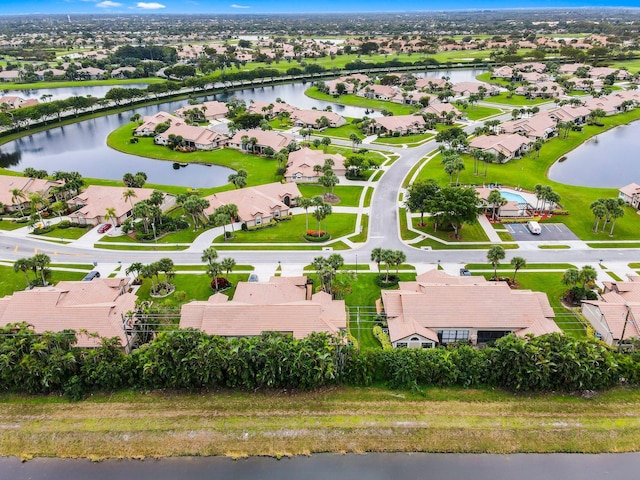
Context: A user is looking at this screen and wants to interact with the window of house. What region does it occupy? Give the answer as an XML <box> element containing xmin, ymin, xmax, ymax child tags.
<box><xmin>421</xmin><ymin>343</ymin><xmax>433</xmax><ymax>349</ymax></box>
<box><xmin>274</xmin><ymin>210</ymin><xmax>280</xmax><ymax>218</ymax></box>
<box><xmin>396</xmin><ymin>342</ymin><xmax>408</xmax><ymax>348</ymax></box>
<box><xmin>437</xmin><ymin>330</ymin><xmax>470</xmax><ymax>344</ymax></box>
<box><xmin>255</xmin><ymin>216</ymin><xmax>262</xmax><ymax>225</ymax></box>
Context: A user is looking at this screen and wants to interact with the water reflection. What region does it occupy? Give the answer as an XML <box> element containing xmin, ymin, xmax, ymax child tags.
<box><xmin>0</xmin><ymin>149</ymin><xmax>22</xmax><ymax>169</ymax></box>
<box><xmin>548</xmin><ymin>121</ymin><xmax>640</xmax><ymax>188</ymax></box>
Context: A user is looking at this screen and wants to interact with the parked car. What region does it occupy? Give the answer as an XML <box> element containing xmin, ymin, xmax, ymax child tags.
<box><xmin>459</xmin><ymin>268</ymin><xmax>471</xmax><ymax>276</ymax></box>
<box><xmin>526</xmin><ymin>221</ymin><xmax>542</xmax><ymax>235</ymax></box>
<box><xmin>248</xmin><ymin>273</ymin><xmax>259</xmax><ymax>282</ymax></box>
<box><xmin>82</xmin><ymin>270</ymin><xmax>101</xmax><ymax>281</ymax></box>
<box><xmin>97</xmin><ymin>223</ymin><xmax>112</xmax><ymax>234</ymax></box>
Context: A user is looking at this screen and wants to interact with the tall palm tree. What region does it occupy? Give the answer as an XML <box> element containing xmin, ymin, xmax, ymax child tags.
<box><xmin>295</xmin><ymin>196</ymin><xmax>313</xmax><ymax>232</ymax></box>
<box><xmin>201</xmin><ymin>247</ymin><xmax>219</xmax><ymax>268</ymax></box>
<box><xmin>122</xmin><ymin>189</ymin><xmax>137</xmax><ymax>211</ymax></box>
<box><xmin>220</xmin><ymin>257</ymin><xmax>236</xmax><ymax>279</ymax></box>
<box><xmin>105</xmin><ymin>207</ymin><xmax>117</xmax><ymax>226</ymax></box>
<box><xmin>10</xmin><ymin>188</ymin><xmax>26</xmax><ymax>218</ymax></box>
<box><xmin>370</xmin><ymin>247</ymin><xmax>383</xmax><ymax>273</ymax></box>
<box><xmin>13</xmin><ymin>257</ymin><xmax>33</xmax><ymax>289</ymax></box>
<box><xmin>510</xmin><ymin>257</ymin><xmax>526</xmax><ymax>283</ymax></box>
<box><xmin>487</xmin><ymin>245</ymin><xmax>505</xmax><ymax>280</ymax></box>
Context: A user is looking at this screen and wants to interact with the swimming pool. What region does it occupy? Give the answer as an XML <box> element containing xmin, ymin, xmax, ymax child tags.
<box><xmin>499</xmin><ymin>190</ymin><xmax>528</xmax><ymax>204</ymax></box>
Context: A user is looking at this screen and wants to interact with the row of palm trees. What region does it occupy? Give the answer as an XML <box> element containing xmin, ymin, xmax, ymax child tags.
<box><xmin>591</xmin><ymin>197</ymin><xmax>625</xmax><ymax>236</ymax></box>
<box><xmin>13</xmin><ymin>253</ymin><xmax>52</xmax><ymax>288</ymax></box>
<box><xmin>370</xmin><ymin>248</ymin><xmax>407</xmax><ymax>283</ymax></box>
<box><xmin>295</xmin><ymin>195</ymin><xmax>333</xmax><ymax>236</ymax></box>
<box><xmin>201</xmin><ymin>247</ymin><xmax>237</xmax><ymax>291</ymax></box>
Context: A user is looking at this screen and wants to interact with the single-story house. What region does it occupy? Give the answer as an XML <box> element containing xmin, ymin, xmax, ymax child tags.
<box><xmin>110</xmin><ymin>66</ymin><xmax>137</xmax><ymax>78</ymax></box>
<box><xmin>67</xmin><ymin>185</ymin><xmax>176</xmax><ymax>226</ymax></box>
<box><xmin>76</xmin><ymin>67</ymin><xmax>106</xmax><ymax>80</ymax></box>
<box><xmin>588</xmin><ymin>67</ymin><xmax>630</xmax><ymax>80</ymax></box>
<box><xmin>204</xmin><ymin>182</ymin><xmax>301</xmax><ymax>228</ymax></box>
<box><xmin>154</xmin><ymin>122</ymin><xmax>227</xmax><ymax>150</ymax></box>
<box><xmin>180</xmin><ymin>276</ymin><xmax>347</xmax><ymax>339</ymax></box>
<box><xmin>515</xmin><ymin>81</ymin><xmax>564</xmax><ymax>98</ymax></box>
<box><xmin>357</xmin><ymin>84</ymin><xmax>399</xmax><ymax>101</ymax></box>
<box><xmin>547</xmin><ymin>105</ymin><xmax>591</xmax><ymax>125</ymax></box>
<box><xmin>581</xmin><ymin>277</ymin><xmax>640</xmax><ymax>346</ymax></box>
<box><xmin>227</xmin><ymin>129</ymin><xmax>296</xmax><ymax>154</ymax></box>
<box><xmin>500</xmin><ymin>112</ymin><xmax>557</xmax><ymax>140</ymax></box>
<box><xmin>175</xmin><ymin>100</ymin><xmax>229</xmax><ymax>121</ymax></box>
<box><xmin>558</xmin><ymin>63</ymin><xmax>587</xmax><ymax>75</ymax></box>
<box><xmin>415</xmin><ymin>77</ymin><xmax>448</xmax><ymax>91</ymax></box>
<box><xmin>619</xmin><ymin>183</ymin><xmax>640</xmax><ymax>209</ymax></box>
<box><xmin>584</xmin><ymin>95</ymin><xmax>627</xmax><ymax>116</ymax></box>
<box><xmin>290</xmin><ymin>109</ymin><xmax>347</xmax><ymax>129</ymax></box>
<box><xmin>491</xmin><ymin>65</ymin><xmax>514</xmax><ymax>79</ymax></box>
<box><xmin>284</xmin><ymin>148</ymin><xmax>347</xmax><ymax>183</ymax></box>
<box><xmin>469</xmin><ymin>133</ymin><xmax>533</xmax><ymax>161</ymax></box>
<box><xmin>246</xmin><ymin>101</ymin><xmax>297</xmax><ymax>118</ymax></box>
<box><xmin>0</xmin><ymin>70</ymin><xmax>21</xmax><ymax>82</ymax></box>
<box><xmin>370</xmin><ymin>115</ymin><xmax>426</xmax><ymax>136</ymax></box>
<box><xmin>134</xmin><ymin>111</ymin><xmax>182</xmax><ymax>136</ymax></box>
<box><xmin>0</xmin><ymin>95</ymin><xmax>38</xmax><ymax>109</ymax></box>
<box><xmin>0</xmin><ymin>278</ymin><xmax>138</xmax><ymax>351</ymax></box>
<box><xmin>0</xmin><ymin>175</ymin><xmax>63</xmax><ymax>213</ymax></box>
<box><xmin>378</xmin><ymin>269</ymin><xmax>560</xmax><ymax>348</ymax></box>
<box><xmin>451</xmin><ymin>81</ymin><xmax>499</xmax><ymax>97</ymax></box>
<box><xmin>475</xmin><ymin>187</ymin><xmax>535</xmax><ymax>218</ymax></box>
<box><xmin>422</xmin><ymin>103</ymin><xmax>462</xmax><ymax>121</ymax></box>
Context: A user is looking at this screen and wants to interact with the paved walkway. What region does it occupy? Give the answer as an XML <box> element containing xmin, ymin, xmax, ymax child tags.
<box><xmin>476</xmin><ymin>215</ymin><xmax>502</xmax><ymax>242</ymax></box>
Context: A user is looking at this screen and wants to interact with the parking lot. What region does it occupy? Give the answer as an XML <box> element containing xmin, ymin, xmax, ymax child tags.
<box><xmin>505</xmin><ymin>223</ymin><xmax>580</xmax><ymax>242</ymax></box>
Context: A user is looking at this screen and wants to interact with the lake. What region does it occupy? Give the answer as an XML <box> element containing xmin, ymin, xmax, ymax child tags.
<box><xmin>547</xmin><ymin>121</ymin><xmax>640</xmax><ymax>188</ymax></box>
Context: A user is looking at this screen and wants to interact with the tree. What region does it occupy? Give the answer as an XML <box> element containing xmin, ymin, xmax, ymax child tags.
<box><xmin>590</xmin><ymin>199</ymin><xmax>607</xmax><ymax>232</ymax></box>
<box><xmin>562</xmin><ymin>268</ymin><xmax>580</xmax><ymax>287</ymax></box>
<box><xmin>31</xmin><ymin>253</ymin><xmax>51</xmax><ymax>286</ymax></box>
<box><xmin>220</xmin><ymin>257</ymin><xmax>236</xmax><ymax>279</ymax></box>
<box><xmin>487</xmin><ymin>189</ymin><xmax>507</xmax><ymax>221</ymax></box>
<box><xmin>487</xmin><ymin>245</ymin><xmax>505</xmax><ymax>280</ymax></box>
<box><xmin>442</xmin><ymin>153</ymin><xmax>465</xmax><ymax>186</ymax></box>
<box><xmin>13</xmin><ymin>257</ymin><xmax>33</xmax><ymax>289</ymax></box>
<box><xmin>312</xmin><ymin>254</ymin><xmax>343</xmax><ymax>294</ymax></box>
<box><xmin>426</xmin><ymin>186</ymin><xmax>481</xmax><ymax>239</ymax></box>
<box><xmin>380</xmin><ymin>249</ymin><xmax>394</xmax><ymax>283</ymax></box>
<box><xmin>578</xmin><ymin>265</ymin><xmax>598</xmax><ymax>289</ymax></box>
<box><xmin>321</xmin><ymin>136</ymin><xmax>331</xmax><ymax>153</ymax></box>
<box><xmin>125</xmin><ymin>262</ymin><xmax>144</xmax><ymax>284</ymax></box>
<box><xmin>404</xmin><ymin>179</ymin><xmax>439</xmax><ymax>226</ymax></box>
<box><xmin>105</xmin><ymin>207</ymin><xmax>117</xmax><ymax>226</ymax></box>
<box><xmin>10</xmin><ymin>188</ymin><xmax>27</xmax><ymax>218</ymax></box>
<box><xmin>201</xmin><ymin>246</ymin><xmax>219</xmax><ymax>268</ymax></box>
<box><xmin>510</xmin><ymin>256</ymin><xmax>527</xmax><ymax>283</ymax></box>
<box><xmin>122</xmin><ymin>189</ymin><xmax>137</xmax><ymax>210</ymax></box>
<box><xmin>371</xmin><ymin>247</ymin><xmax>384</xmax><ymax>273</ymax></box>
<box><xmin>295</xmin><ymin>196</ymin><xmax>313</xmax><ymax>232</ymax></box>
<box><xmin>349</xmin><ymin>132</ymin><xmax>362</xmax><ymax>152</ymax></box>
<box><xmin>391</xmin><ymin>250</ymin><xmax>407</xmax><ymax>276</ymax></box>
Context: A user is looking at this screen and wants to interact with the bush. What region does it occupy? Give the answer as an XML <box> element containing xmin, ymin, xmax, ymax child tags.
<box><xmin>32</xmin><ymin>225</ymin><xmax>55</xmax><ymax>235</ymax></box>
<box><xmin>373</xmin><ymin>326</ymin><xmax>392</xmax><ymax>351</ymax></box>
<box><xmin>57</xmin><ymin>220</ymin><xmax>72</xmax><ymax>229</ymax></box>
<box><xmin>210</xmin><ymin>277</ymin><xmax>231</xmax><ymax>291</ymax></box>
<box><xmin>374</xmin><ymin>274</ymin><xmax>399</xmax><ymax>288</ymax></box>
<box><xmin>304</xmin><ymin>233</ymin><xmax>330</xmax><ymax>242</ymax></box>
<box><xmin>306</xmin><ymin>230</ymin><xmax>326</xmax><ymax>237</ymax></box>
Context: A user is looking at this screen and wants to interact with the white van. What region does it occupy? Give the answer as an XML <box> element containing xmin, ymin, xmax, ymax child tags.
<box><xmin>527</xmin><ymin>221</ymin><xmax>542</xmax><ymax>235</ymax></box>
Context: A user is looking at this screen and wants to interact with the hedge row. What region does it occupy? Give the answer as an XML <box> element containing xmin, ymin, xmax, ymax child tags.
<box><xmin>1</xmin><ymin>323</ymin><xmax>639</xmax><ymax>400</ymax></box>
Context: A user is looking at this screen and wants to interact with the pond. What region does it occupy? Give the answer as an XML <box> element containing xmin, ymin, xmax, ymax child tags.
<box><xmin>0</xmin><ymin>69</ymin><xmax>485</xmax><ymax>187</ymax></box>
<box><xmin>548</xmin><ymin>121</ymin><xmax>640</xmax><ymax>188</ymax></box>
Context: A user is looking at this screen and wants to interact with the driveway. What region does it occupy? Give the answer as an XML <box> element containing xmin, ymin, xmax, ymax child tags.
<box><xmin>505</xmin><ymin>223</ymin><xmax>580</xmax><ymax>242</ymax></box>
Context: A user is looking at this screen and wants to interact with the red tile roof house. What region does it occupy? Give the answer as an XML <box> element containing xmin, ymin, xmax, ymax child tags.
<box><xmin>0</xmin><ymin>278</ymin><xmax>138</xmax><ymax>352</ymax></box>
<box><xmin>246</xmin><ymin>101</ymin><xmax>297</xmax><ymax>118</ymax></box>
<box><xmin>203</xmin><ymin>182</ymin><xmax>301</xmax><ymax>228</ymax></box>
<box><xmin>227</xmin><ymin>129</ymin><xmax>296</xmax><ymax>155</ymax></box>
<box><xmin>377</xmin><ymin>269</ymin><xmax>560</xmax><ymax>348</ymax></box>
<box><xmin>499</xmin><ymin>112</ymin><xmax>557</xmax><ymax>140</ymax></box>
<box><xmin>584</xmin><ymin>95</ymin><xmax>627</xmax><ymax>116</ymax></box>
<box><xmin>0</xmin><ymin>175</ymin><xmax>63</xmax><ymax>213</ymax></box>
<box><xmin>357</xmin><ymin>84</ymin><xmax>400</xmax><ymax>101</ymax></box>
<box><xmin>469</xmin><ymin>133</ymin><xmax>533</xmax><ymax>162</ymax></box>
<box><xmin>174</xmin><ymin>100</ymin><xmax>229</xmax><ymax>121</ymax></box>
<box><xmin>0</xmin><ymin>95</ymin><xmax>39</xmax><ymax>109</ymax></box>
<box><xmin>134</xmin><ymin>111</ymin><xmax>182</xmax><ymax>137</ymax></box>
<box><xmin>547</xmin><ymin>105</ymin><xmax>591</xmax><ymax>125</ymax></box>
<box><xmin>451</xmin><ymin>81</ymin><xmax>499</xmax><ymax>97</ymax></box>
<box><xmin>415</xmin><ymin>77</ymin><xmax>449</xmax><ymax>91</ymax></box>
<box><xmin>324</xmin><ymin>74</ymin><xmax>371</xmax><ymax>95</ymax></box>
<box><xmin>491</xmin><ymin>65</ymin><xmax>514</xmax><ymax>79</ymax></box>
<box><xmin>515</xmin><ymin>81</ymin><xmax>564</xmax><ymax>98</ymax></box>
<box><xmin>421</xmin><ymin>103</ymin><xmax>462</xmax><ymax>122</ymax></box>
<box><xmin>68</xmin><ymin>185</ymin><xmax>176</xmax><ymax>227</ymax></box>
<box><xmin>581</xmin><ymin>277</ymin><xmax>640</xmax><ymax>346</ymax></box>
<box><xmin>154</xmin><ymin>122</ymin><xmax>228</xmax><ymax>150</ymax></box>
<box><xmin>290</xmin><ymin>109</ymin><xmax>347</xmax><ymax>129</ymax></box>
<box><xmin>370</xmin><ymin>115</ymin><xmax>427</xmax><ymax>136</ymax></box>
<box><xmin>285</xmin><ymin>148</ymin><xmax>347</xmax><ymax>183</ymax></box>
<box><xmin>619</xmin><ymin>183</ymin><xmax>640</xmax><ymax>209</ymax></box>
<box><xmin>180</xmin><ymin>276</ymin><xmax>347</xmax><ymax>339</ymax></box>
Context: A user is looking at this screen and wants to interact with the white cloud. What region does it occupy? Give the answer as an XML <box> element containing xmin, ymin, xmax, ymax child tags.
<box><xmin>231</xmin><ymin>4</ymin><xmax>250</xmax><ymax>8</ymax></box>
<box><xmin>136</xmin><ymin>2</ymin><xmax>166</xmax><ymax>8</ymax></box>
<box><xmin>97</xmin><ymin>1</ymin><xmax>123</xmax><ymax>7</ymax></box>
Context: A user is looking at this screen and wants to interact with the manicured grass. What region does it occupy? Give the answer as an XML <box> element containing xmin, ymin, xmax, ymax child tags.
<box><xmin>297</xmin><ymin>185</ymin><xmax>364</xmax><ymax>207</ymax></box>
<box><xmin>475</xmin><ymin>72</ymin><xmax>512</xmax><ymax>86</ymax></box>
<box><xmin>373</xmin><ymin>132</ymin><xmax>434</xmax><ymax>146</ymax></box>
<box><xmin>0</xmin><ymin>265</ymin><xmax>86</xmax><ymax>298</ymax></box>
<box><xmin>606</xmin><ymin>271</ymin><xmax>623</xmax><ymax>281</ymax></box>
<box><xmin>412</xmin><ymin>237</ymin><xmax>519</xmax><ymax>250</ymax></box>
<box><xmin>415</xmin><ymin>108</ymin><xmax>640</xmax><ymax>242</ymax></box>
<box><xmin>629</xmin><ymin>263</ymin><xmax>640</xmax><ymax>268</ymax></box>
<box><xmin>363</xmin><ymin>187</ymin><xmax>373</xmax><ymax>207</ymax></box>
<box><xmin>412</xmin><ymin>218</ymin><xmax>490</xmax><ymax>243</ymax></box>
<box><xmin>539</xmin><ymin>245</ymin><xmax>571</xmax><ymax>249</ymax></box>
<box><xmin>455</xmin><ymin>104</ymin><xmax>503</xmax><ymax>121</ymax></box>
<box><xmin>305</xmin><ymin>87</ymin><xmax>414</xmax><ymax>116</ymax></box>
<box><xmin>172</xmin><ymin>264</ymin><xmax>254</xmax><ymax>272</ymax></box>
<box><xmin>50</xmin><ymin>264</ymin><xmax>95</xmax><ymax>270</ymax></box>
<box><xmin>211</xmin><ymin>241</ymin><xmax>350</xmax><ymax>251</ymax></box>
<box><xmin>586</xmin><ymin>242</ymin><xmax>640</xmax><ymax>248</ymax></box>
<box><xmin>108</xmin><ymin>123</ymin><xmax>280</xmax><ymax>189</ymax></box>
<box><xmin>0</xmin><ymin>219</ymin><xmax>25</xmax><ymax>231</ymax></box>
<box><xmin>481</xmin><ymin>92</ymin><xmax>554</xmax><ymax>106</ymax></box>
<box><xmin>399</xmin><ymin>208</ymin><xmax>419</xmax><ymax>241</ymax></box>
<box><xmin>135</xmin><ymin>273</ymin><xmax>249</xmax><ymax>308</ymax></box>
<box><xmin>38</xmin><ymin>226</ymin><xmax>91</xmax><ymax>240</ymax></box>
<box><xmin>350</xmin><ymin>215</ymin><xmax>369</xmax><ymax>243</ymax></box>
<box><xmin>318</xmin><ymin>122</ymin><xmax>365</xmax><ymax>140</ymax></box>
<box><xmin>6</xmin><ymin>385</ymin><xmax>640</xmax><ymax>458</ymax></box>
<box><xmin>213</xmin><ymin>214</ymin><xmax>357</xmax><ymax>243</ymax></box>
<box><xmin>465</xmin><ymin>263</ymin><xmax>577</xmax><ymax>270</ymax></box>
<box><xmin>497</xmin><ymin>230</ymin><xmax>513</xmax><ymax>241</ymax></box>
<box><xmin>94</xmin><ymin>243</ymin><xmax>188</xmax><ymax>251</ymax></box>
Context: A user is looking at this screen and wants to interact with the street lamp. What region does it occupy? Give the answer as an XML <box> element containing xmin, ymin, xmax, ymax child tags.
<box><xmin>355</xmin><ymin>254</ymin><xmax>358</xmax><ymax>276</ymax></box>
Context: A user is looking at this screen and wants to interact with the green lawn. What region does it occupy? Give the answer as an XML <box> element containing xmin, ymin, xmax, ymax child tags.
<box><xmin>0</xmin><ymin>219</ymin><xmax>24</xmax><ymax>231</ymax></box>
<box><xmin>305</xmin><ymin>87</ymin><xmax>414</xmax><ymax>116</ymax></box>
<box><xmin>363</xmin><ymin>187</ymin><xmax>374</xmax><ymax>207</ymax></box>
<box><xmin>213</xmin><ymin>213</ymin><xmax>357</xmax><ymax>243</ymax></box>
<box><xmin>350</xmin><ymin>215</ymin><xmax>369</xmax><ymax>243</ymax></box>
<box><xmin>455</xmin><ymin>104</ymin><xmax>503</xmax><ymax>121</ymax></box>
<box><xmin>412</xmin><ymin>218</ymin><xmax>490</xmax><ymax>242</ymax></box>
<box><xmin>373</xmin><ymin>132</ymin><xmax>434</xmax><ymax>146</ymax></box>
<box><xmin>0</xmin><ymin>77</ymin><xmax>164</xmax><ymax>91</ymax></box>
<box><xmin>465</xmin><ymin>263</ymin><xmax>576</xmax><ymax>270</ymax></box>
<box><xmin>481</xmin><ymin>92</ymin><xmax>554</xmax><ymax>106</ymax></box>
<box><xmin>414</xmin><ymin>108</ymin><xmax>640</xmax><ymax>241</ymax></box>
<box><xmin>318</xmin><ymin>122</ymin><xmax>366</xmax><ymax>140</ymax></box>
<box><xmin>108</xmin><ymin>123</ymin><xmax>280</xmax><ymax>189</ymax></box>
<box><xmin>0</xmin><ymin>265</ymin><xmax>86</xmax><ymax>298</ymax></box>
<box><xmin>297</xmin><ymin>185</ymin><xmax>364</xmax><ymax>207</ymax></box>
<box><xmin>38</xmin><ymin>226</ymin><xmax>91</xmax><ymax>240</ymax></box>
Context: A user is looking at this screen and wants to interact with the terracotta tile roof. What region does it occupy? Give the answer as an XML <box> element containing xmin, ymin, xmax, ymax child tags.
<box><xmin>469</xmin><ymin>133</ymin><xmax>532</xmax><ymax>157</ymax></box>
<box><xmin>285</xmin><ymin>148</ymin><xmax>346</xmax><ymax>180</ymax></box>
<box><xmin>68</xmin><ymin>185</ymin><xmax>156</xmax><ymax>223</ymax></box>
<box><xmin>0</xmin><ymin>279</ymin><xmax>137</xmax><ymax>348</ymax></box>
<box><xmin>135</xmin><ymin>111</ymin><xmax>182</xmax><ymax>135</ymax></box>
<box><xmin>0</xmin><ymin>175</ymin><xmax>63</xmax><ymax>207</ymax></box>
<box><xmin>180</xmin><ymin>277</ymin><xmax>347</xmax><ymax>339</ymax></box>
<box><xmin>229</xmin><ymin>129</ymin><xmax>295</xmax><ymax>151</ymax></box>
<box><xmin>500</xmin><ymin>113</ymin><xmax>557</xmax><ymax>139</ymax></box>
<box><xmin>174</xmin><ymin>101</ymin><xmax>228</xmax><ymax>120</ymax></box>
<box><xmin>373</xmin><ymin>115</ymin><xmax>426</xmax><ymax>132</ymax></box>
<box><xmin>290</xmin><ymin>109</ymin><xmax>345</xmax><ymax>127</ymax></box>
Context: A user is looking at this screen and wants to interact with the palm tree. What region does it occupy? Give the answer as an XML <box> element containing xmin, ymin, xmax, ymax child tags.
<box><xmin>487</xmin><ymin>245</ymin><xmax>505</xmax><ymax>280</ymax></box>
<box><xmin>608</xmin><ymin>203</ymin><xmax>624</xmax><ymax>236</ymax></box>
<box><xmin>381</xmin><ymin>249</ymin><xmax>394</xmax><ymax>283</ymax></box>
<box><xmin>221</xmin><ymin>257</ymin><xmax>236</xmax><ymax>279</ymax></box>
<box><xmin>510</xmin><ymin>257</ymin><xmax>526</xmax><ymax>283</ymax></box>
<box><xmin>295</xmin><ymin>196</ymin><xmax>313</xmax><ymax>232</ymax></box>
<box><xmin>13</xmin><ymin>257</ymin><xmax>33</xmax><ymax>289</ymax></box>
<box><xmin>201</xmin><ymin>246</ymin><xmax>219</xmax><ymax>267</ymax></box>
<box><xmin>392</xmin><ymin>250</ymin><xmax>406</xmax><ymax>276</ymax></box>
<box><xmin>591</xmin><ymin>199</ymin><xmax>607</xmax><ymax>232</ymax></box>
<box><xmin>487</xmin><ymin>189</ymin><xmax>506</xmax><ymax>221</ymax></box>
<box><xmin>578</xmin><ymin>265</ymin><xmax>598</xmax><ymax>289</ymax></box>
<box><xmin>122</xmin><ymin>189</ymin><xmax>137</xmax><ymax>210</ymax></box>
<box><xmin>32</xmin><ymin>253</ymin><xmax>51</xmax><ymax>286</ymax></box>
<box><xmin>10</xmin><ymin>188</ymin><xmax>27</xmax><ymax>218</ymax></box>
<box><xmin>207</xmin><ymin>261</ymin><xmax>222</xmax><ymax>291</ymax></box>
<box><xmin>105</xmin><ymin>207</ymin><xmax>117</xmax><ymax>226</ymax></box>
<box><xmin>371</xmin><ymin>247</ymin><xmax>384</xmax><ymax>273</ymax></box>
<box><xmin>125</xmin><ymin>262</ymin><xmax>144</xmax><ymax>284</ymax></box>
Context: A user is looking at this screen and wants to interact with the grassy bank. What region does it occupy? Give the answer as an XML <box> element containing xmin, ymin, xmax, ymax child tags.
<box><xmin>2</xmin><ymin>386</ymin><xmax>640</xmax><ymax>459</ymax></box>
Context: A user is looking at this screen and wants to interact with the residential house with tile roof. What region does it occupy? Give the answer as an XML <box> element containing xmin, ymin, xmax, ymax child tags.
<box><xmin>378</xmin><ymin>269</ymin><xmax>560</xmax><ymax>348</ymax></box>
<box><xmin>469</xmin><ymin>133</ymin><xmax>533</xmax><ymax>161</ymax></box>
<box><xmin>285</xmin><ymin>148</ymin><xmax>347</xmax><ymax>183</ymax></box>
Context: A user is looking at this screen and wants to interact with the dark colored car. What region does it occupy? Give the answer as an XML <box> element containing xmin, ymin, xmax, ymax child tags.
<box><xmin>97</xmin><ymin>223</ymin><xmax>112</xmax><ymax>234</ymax></box>
<box><xmin>82</xmin><ymin>270</ymin><xmax>101</xmax><ymax>281</ymax></box>
<box><xmin>459</xmin><ymin>268</ymin><xmax>472</xmax><ymax>277</ymax></box>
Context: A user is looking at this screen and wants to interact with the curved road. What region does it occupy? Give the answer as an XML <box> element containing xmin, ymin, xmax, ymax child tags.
<box><xmin>0</xmin><ymin>108</ymin><xmax>638</xmax><ymax>269</ymax></box>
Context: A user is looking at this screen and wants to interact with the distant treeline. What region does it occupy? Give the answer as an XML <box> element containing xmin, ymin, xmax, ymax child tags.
<box><xmin>1</xmin><ymin>323</ymin><xmax>639</xmax><ymax>400</ymax></box>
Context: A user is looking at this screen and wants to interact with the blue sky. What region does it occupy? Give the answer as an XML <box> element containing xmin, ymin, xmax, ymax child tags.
<box><xmin>2</xmin><ymin>0</ymin><xmax>640</xmax><ymax>15</ymax></box>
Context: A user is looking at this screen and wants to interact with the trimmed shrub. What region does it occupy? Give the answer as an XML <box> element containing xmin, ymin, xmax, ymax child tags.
<box><xmin>374</xmin><ymin>274</ymin><xmax>399</xmax><ymax>288</ymax></box>
<box><xmin>210</xmin><ymin>277</ymin><xmax>231</xmax><ymax>291</ymax></box>
<box><xmin>57</xmin><ymin>220</ymin><xmax>72</xmax><ymax>229</ymax></box>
